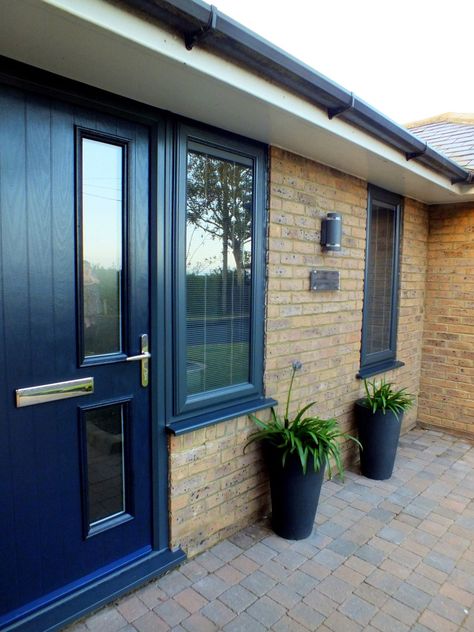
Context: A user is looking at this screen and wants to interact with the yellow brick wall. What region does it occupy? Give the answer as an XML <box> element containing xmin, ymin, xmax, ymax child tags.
<box><xmin>419</xmin><ymin>203</ymin><xmax>474</xmax><ymax>436</ymax></box>
<box><xmin>265</xmin><ymin>149</ymin><xmax>428</xmax><ymax>449</ymax></box>
<box><xmin>396</xmin><ymin>196</ymin><xmax>430</xmax><ymax>428</ymax></box>
<box><xmin>169</xmin><ymin>418</ymin><xmax>268</xmax><ymax>555</ymax></box>
<box><xmin>169</xmin><ymin>146</ymin><xmax>429</xmax><ymax>555</ymax></box>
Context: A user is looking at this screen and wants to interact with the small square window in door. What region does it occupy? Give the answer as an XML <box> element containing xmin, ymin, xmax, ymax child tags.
<box><xmin>79</xmin><ymin>400</ymin><xmax>133</xmax><ymax>537</ymax></box>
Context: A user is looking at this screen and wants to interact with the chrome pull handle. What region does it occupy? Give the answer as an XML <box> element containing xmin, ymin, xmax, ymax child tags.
<box><xmin>16</xmin><ymin>377</ymin><xmax>94</xmax><ymax>407</ymax></box>
<box><xmin>126</xmin><ymin>334</ymin><xmax>150</xmax><ymax>387</ymax></box>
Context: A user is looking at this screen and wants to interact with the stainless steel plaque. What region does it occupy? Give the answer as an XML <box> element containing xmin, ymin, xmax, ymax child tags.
<box><xmin>16</xmin><ymin>377</ymin><xmax>94</xmax><ymax>408</ymax></box>
<box><xmin>310</xmin><ymin>270</ymin><xmax>340</xmax><ymax>291</ymax></box>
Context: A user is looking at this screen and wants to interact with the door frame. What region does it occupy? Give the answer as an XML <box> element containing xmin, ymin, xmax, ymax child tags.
<box><xmin>0</xmin><ymin>57</ymin><xmax>185</xmax><ymax>632</ymax></box>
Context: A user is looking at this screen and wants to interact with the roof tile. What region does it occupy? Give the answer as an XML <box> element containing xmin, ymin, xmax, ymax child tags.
<box><xmin>406</xmin><ymin>114</ymin><xmax>474</xmax><ymax>173</ymax></box>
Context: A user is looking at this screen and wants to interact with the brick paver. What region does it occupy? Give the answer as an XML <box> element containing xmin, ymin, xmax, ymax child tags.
<box><xmin>66</xmin><ymin>429</ymin><xmax>474</xmax><ymax>631</ymax></box>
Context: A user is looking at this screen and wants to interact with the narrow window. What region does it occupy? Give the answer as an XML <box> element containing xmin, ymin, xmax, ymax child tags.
<box><xmin>79</xmin><ymin>133</ymin><xmax>126</xmax><ymax>360</ymax></box>
<box><xmin>174</xmin><ymin>126</ymin><xmax>266</xmax><ymax>420</ymax></box>
<box><xmin>360</xmin><ymin>186</ymin><xmax>403</xmax><ymax>377</ymax></box>
<box><xmin>186</xmin><ymin>148</ymin><xmax>252</xmax><ymax>395</ymax></box>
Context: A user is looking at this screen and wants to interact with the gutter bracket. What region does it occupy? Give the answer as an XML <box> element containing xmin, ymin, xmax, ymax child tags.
<box><xmin>406</xmin><ymin>143</ymin><xmax>427</xmax><ymax>161</ymax></box>
<box><xmin>185</xmin><ymin>5</ymin><xmax>218</xmax><ymax>50</ymax></box>
<box><xmin>327</xmin><ymin>93</ymin><xmax>355</xmax><ymax>119</ymax></box>
<box><xmin>451</xmin><ymin>172</ymin><xmax>474</xmax><ymax>185</ymax></box>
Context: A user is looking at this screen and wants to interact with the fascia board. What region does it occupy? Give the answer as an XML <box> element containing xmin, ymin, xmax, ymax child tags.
<box><xmin>1</xmin><ymin>0</ymin><xmax>473</xmax><ymax>204</ymax></box>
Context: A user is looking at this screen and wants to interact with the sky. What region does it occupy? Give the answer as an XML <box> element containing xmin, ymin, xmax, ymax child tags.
<box><xmin>83</xmin><ymin>138</ymin><xmax>122</xmax><ymax>269</ymax></box>
<box><xmin>213</xmin><ymin>0</ymin><xmax>473</xmax><ymax>125</ymax></box>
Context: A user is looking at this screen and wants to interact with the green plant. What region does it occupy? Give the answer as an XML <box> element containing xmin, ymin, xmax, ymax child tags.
<box><xmin>246</xmin><ymin>361</ymin><xmax>360</xmax><ymax>477</ymax></box>
<box><xmin>362</xmin><ymin>378</ymin><xmax>414</xmax><ymax>419</ymax></box>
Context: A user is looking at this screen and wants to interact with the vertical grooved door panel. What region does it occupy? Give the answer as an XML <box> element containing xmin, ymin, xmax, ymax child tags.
<box><xmin>0</xmin><ymin>85</ymin><xmax>153</xmax><ymax>626</ymax></box>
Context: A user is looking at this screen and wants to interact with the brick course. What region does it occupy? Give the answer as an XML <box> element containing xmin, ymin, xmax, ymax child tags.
<box><xmin>169</xmin><ymin>146</ymin><xmax>429</xmax><ymax>556</ymax></box>
<box><xmin>419</xmin><ymin>202</ymin><xmax>474</xmax><ymax>436</ymax></box>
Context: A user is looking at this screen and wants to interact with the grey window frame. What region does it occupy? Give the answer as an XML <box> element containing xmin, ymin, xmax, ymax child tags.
<box><xmin>359</xmin><ymin>185</ymin><xmax>404</xmax><ymax>378</ymax></box>
<box><xmin>166</xmin><ymin>122</ymin><xmax>272</xmax><ymax>434</ymax></box>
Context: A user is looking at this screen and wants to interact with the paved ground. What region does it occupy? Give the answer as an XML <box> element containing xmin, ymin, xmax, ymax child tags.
<box><xmin>67</xmin><ymin>428</ymin><xmax>474</xmax><ymax>631</ymax></box>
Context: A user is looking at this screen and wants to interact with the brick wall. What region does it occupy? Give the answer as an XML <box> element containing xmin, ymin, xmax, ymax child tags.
<box><xmin>265</xmin><ymin>149</ymin><xmax>428</xmax><ymax>447</ymax></box>
<box><xmin>265</xmin><ymin>148</ymin><xmax>367</xmax><ymax>464</ymax></box>
<box><xmin>169</xmin><ymin>146</ymin><xmax>429</xmax><ymax>555</ymax></box>
<box><xmin>396</xmin><ymin>196</ymin><xmax>430</xmax><ymax>429</ymax></box>
<box><xmin>169</xmin><ymin>418</ymin><xmax>268</xmax><ymax>555</ymax></box>
<box><xmin>419</xmin><ymin>203</ymin><xmax>474</xmax><ymax>436</ymax></box>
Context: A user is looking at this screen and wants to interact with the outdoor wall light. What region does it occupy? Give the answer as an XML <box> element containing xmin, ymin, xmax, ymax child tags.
<box><xmin>320</xmin><ymin>212</ymin><xmax>342</xmax><ymax>251</ymax></box>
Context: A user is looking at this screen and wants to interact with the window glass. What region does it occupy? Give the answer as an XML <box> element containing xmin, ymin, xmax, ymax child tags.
<box><xmin>360</xmin><ymin>187</ymin><xmax>402</xmax><ymax>374</ymax></box>
<box><xmin>185</xmin><ymin>150</ymin><xmax>252</xmax><ymax>396</ymax></box>
<box><xmin>81</xmin><ymin>138</ymin><xmax>123</xmax><ymax>358</ymax></box>
<box><xmin>85</xmin><ymin>404</ymin><xmax>126</xmax><ymax>526</ymax></box>
<box><xmin>365</xmin><ymin>203</ymin><xmax>395</xmax><ymax>355</ymax></box>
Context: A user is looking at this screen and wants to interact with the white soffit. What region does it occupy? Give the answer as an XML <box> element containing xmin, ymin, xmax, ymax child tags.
<box><xmin>1</xmin><ymin>0</ymin><xmax>473</xmax><ymax>204</ymax></box>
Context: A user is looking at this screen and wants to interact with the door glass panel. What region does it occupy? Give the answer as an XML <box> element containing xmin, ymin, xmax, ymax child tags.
<box><xmin>82</xmin><ymin>138</ymin><xmax>123</xmax><ymax>357</ymax></box>
<box><xmin>85</xmin><ymin>404</ymin><xmax>126</xmax><ymax>526</ymax></box>
<box><xmin>186</xmin><ymin>149</ymin><xmax>252</xmax><ymax>396</ymax></box>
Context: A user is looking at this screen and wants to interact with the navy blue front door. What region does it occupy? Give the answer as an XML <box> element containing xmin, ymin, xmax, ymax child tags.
<box><xmin>0</xmin><ymin>85</ymin><xmax>155</xmax><ymax>627</ymax></box>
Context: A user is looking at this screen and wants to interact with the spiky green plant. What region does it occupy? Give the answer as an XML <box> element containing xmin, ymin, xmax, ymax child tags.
<box><xmin>246</xmin><ymin>361</ymin><xmax>360</xmax><ymax>477</ymax></box>
<box><xmin>362</xmin><ymin>378</ymin><xmax>414</xmax><ymax>419</ymax></box>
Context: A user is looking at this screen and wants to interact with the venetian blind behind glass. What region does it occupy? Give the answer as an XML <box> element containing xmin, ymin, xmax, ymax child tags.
<box><xmin>366</xmin><ymin>203</ymin><xmax>395</xmax><ymax>355</ymax></box>
<box><xmin>185</xmin><ymin>150</ymin><xmax>252</xmax><ymax>396</ymax></box>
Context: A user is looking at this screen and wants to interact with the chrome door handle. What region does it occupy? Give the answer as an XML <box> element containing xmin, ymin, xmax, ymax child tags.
<box><xmin>126</xmin><ymin>352</ymin><xmax>151</xmax><ymax>362</ymax></box>
<box><xmin>126</xmin><ymin>334</ymin><xmax>150</xmax><ymax>387</ymax></box>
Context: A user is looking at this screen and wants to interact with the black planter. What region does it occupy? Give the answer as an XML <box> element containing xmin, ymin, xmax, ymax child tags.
<box><xmin>355</xmin><ymin>400</ymin><xmax>403</xmax><ymax>480</ymax></box>
<box><xmin>264</xmin><ymin>443</ymin><xmax>325</xmax><ymax>540</ymax></box>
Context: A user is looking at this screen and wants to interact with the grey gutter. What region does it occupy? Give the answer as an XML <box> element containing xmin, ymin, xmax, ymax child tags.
<box><xmin>125</xmin><ymin>0</ymin><xmax>472</xmax><ymax>184</ymax></box>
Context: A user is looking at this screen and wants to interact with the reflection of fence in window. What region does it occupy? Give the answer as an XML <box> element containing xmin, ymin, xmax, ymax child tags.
<box><xmin>186</xmin><ymin>271</ymin><xmax>250</xmax><ymax>394</ymax></box>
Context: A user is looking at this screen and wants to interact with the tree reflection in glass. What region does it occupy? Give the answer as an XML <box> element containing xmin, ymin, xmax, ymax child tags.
<box><xmin>185</xmin><ymin>149</ymin><xmax>253</xmax><ymax>395</ymax></box>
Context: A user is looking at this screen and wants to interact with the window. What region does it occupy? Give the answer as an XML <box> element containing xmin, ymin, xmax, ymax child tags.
<box><xmin>171</xmin><ymin>124</ymin><xmax>269</xmax><ymax>426</ymax></box>
<box><xmin>78</xmin><ymin>131</ymin><xmax>127</xmax><ymax>362</ymax></box>
<box><xmin>359</xmin><ymin>185</ymin><xmax>403</xmax><ymax>377</ymax></box>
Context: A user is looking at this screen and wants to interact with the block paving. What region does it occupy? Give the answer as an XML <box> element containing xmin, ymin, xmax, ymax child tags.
<box><xmin>66</xmin><ymin>429</ymin><xmax>474</xmax><ymax>631</ymax></box>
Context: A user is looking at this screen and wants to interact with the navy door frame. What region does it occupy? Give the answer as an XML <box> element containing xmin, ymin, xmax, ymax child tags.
<box><xmin>0</xmin><ymin>58</ymin><xmax>185</xmax><ymax>632</ymax></box>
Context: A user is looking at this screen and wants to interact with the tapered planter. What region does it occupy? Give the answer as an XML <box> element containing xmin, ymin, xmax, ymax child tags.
<box><xmin>355</xmin><ymin>400</ymin><xmax>403</xmax><ymax>480</ymax></box>
<box><xmin>264</xmin><ymin>442</ymin><xmax>325</xmax><ymax>540</ymax></box>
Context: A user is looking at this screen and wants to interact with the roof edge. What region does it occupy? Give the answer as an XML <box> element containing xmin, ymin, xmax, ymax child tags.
<box><xmin>406</xmin><ymin>113</ymin><xmax>474</xmax><ymax>128</ymax></box>
<box><xmin>123</xmin><ymin>0</ymin><xmax>472</xmax><ymax>184</ymax></box>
